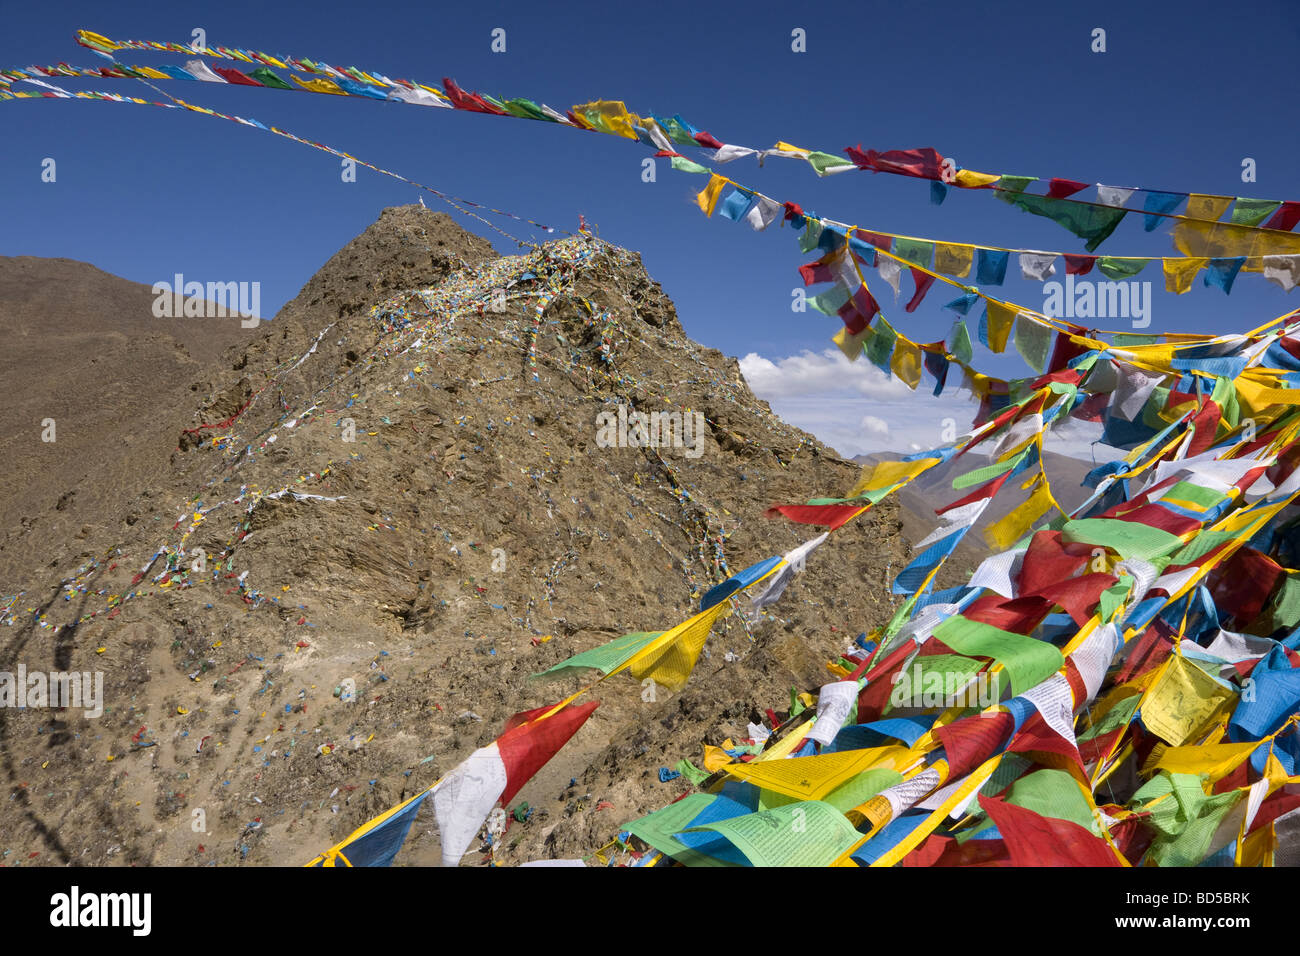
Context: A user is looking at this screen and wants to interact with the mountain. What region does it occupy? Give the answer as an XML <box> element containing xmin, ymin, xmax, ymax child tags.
<box><xmin>853</xmin><ymin>448</ymin><xmax>1094</xmax><ymax>586</ymax></box>
<box><xmin>0</xmin><ymin>207</ymin><xmax>917</xmax><ymax>866</ymax></box>
<box><xmin>0</xmin><ymin>256</ymin><xmax>254</xmax><ymax>591</ymax></box>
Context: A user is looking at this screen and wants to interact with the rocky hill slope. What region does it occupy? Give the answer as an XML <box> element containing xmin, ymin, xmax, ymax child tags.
<box><xmin>0</xmin><ymin>206</ymin><xmax>916</xmax><ymax>866</ymax></box>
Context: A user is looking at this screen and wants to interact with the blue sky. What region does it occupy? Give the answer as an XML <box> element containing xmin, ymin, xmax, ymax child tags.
<box><xmin>2</xmin><ymin>0</ymin><xmax>1298</xmax><ymax>459</ymax></box>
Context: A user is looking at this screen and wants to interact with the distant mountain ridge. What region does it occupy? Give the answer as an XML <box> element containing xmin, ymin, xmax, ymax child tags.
<box><xmin>0</xmin><ymin>256</ymin><xmax>254</xmax><ymax>589</ymax></box>
<box><xmin>853</xmin><ymin>447</ymin><xmax>1094</xmax><ymax>580</ymax></box>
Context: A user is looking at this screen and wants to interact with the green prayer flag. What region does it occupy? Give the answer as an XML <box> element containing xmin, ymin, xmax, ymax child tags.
<box><xmin>1099</xmin><ymin>578</ymin><xmax>1133</xmax><ymax>622</ymax></box>
<box><xmin>998</xmin><ymin>175</ymin><xmax>1037</xmax><ymax>193</ymax></box>
<box><xmin>1096</xmin><ymin>257</ymin><xmax>1151</xmax><ymax>280</ymax></box>
<box><xmin>501</xmin><ymin>98</ymin><xmax>549</xmax><ymax>121</ymax></box>
<box><xmin>1061</xmin><ymin>519</ymin><xmax>1184</xmax><ymax>561</ymax></box>
<box><xmin>669</xmin><ymin>155</ymin><xmax>711</xmax><ymax>175</ymax></box>
<box><xmin>807</xmin><ymin>151</ymin><xmax>854</xmax><ymax>175</ymax></box>
<box><xmin>809</xmin><ymin>285</ymin><xmax>851</xmax><ymax>316</ymax></box>
<box><xmin>1164</xmin><ymin>480</ymin><xmax>1227</xmax><ymax>510</ymax></box>
<box><xmin>952</xmin><ymin>452</ymin><xmax>1025</xmax><ymax>490</ymax></box>
<box><xmin>1132</xmin><ymin>772</ymin><xmax>1244</xmax><ymax>866</ymax></box>
<box><xmin>1110</xmin><ymin>332</ymin><xmax>1161</xmax><ymax>347</ymax></box>
<box><xmin>1256</xmin><ymin>571</ymin><xmax>1300</xmax><ymax>635</ymax></box>
<box><xmin>893</xmin><ymin>237</ymin><xmax>935</xmax><ymax>269</ymax></box>
<box><xmin>998</xmin><ymin>191</ymin><xmax>1127</xmax><ymax>252</ymax></box>
<box><xmin>1078</xmin><ymin>694</ymin><xmax>1140</xmax><ymax>741</ymax></box>
<box><xmin>674</xmin><ymin>759</ymin><xmax>711</xmax><ymax>786</ymax></box>
<box><xmin>1170</xmin><ymin>530</ymin><xmax>1236</xmax><ymax>566</ymax></box>
<box><xmin>931</xmin><ymin>616</ymin><xmax>1064</xmax><ymax>696</ymax></box>
<box><xmin>865</xmin><ymin>317</ymin><xmax>897</xmax><ymax>371</ymax></box>
<box><xmin>799</xmin><ymin>219</ymin><xmax>824</xmax><ymax>254</ymax></box>
<box><xmin>624</xmin><ymin>793</ymin><xmax>741</xmax><ymax>867</ymax></box>
<box><xmin>682</xmin><ymin>801</ymin><xmax>861</xmax><ymax>867</ymax></box>
<box><xmin>1004</xmin><ymin>768</ymin><xmax>1099</xmax><ymax>832</ymax></box>
<box><xmin>248</xmin><ymin>67</ymin><xmax>293</xmax><ymax>90</ymax></box>
<box><xmin>1014</xmin><ymin>312</ymin><xmax>1052</xmax><ymax>373</ymax></box>
<box><xmin>532</xmin><ymin>631</ymin><xmax>662</xmax><ymax>678</ymax></box>
<box><xmin>884</xmin><ymin>654</ymin><xmax>987</xmax><ymax>712</ymax></box>
<box><xmin>949</xmin><ymin>319</ymin><xmax>974</xmax><ymax>366</ymax></box>
<box><xmin>1229</xmin><ymin>198</ymin><xmax>1283</xmax><ymax>227</ymax></box>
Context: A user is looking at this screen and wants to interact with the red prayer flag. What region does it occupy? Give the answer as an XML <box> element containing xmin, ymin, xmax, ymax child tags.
<box><xmin>496</xmin><ymin>701</ymin><xmax>599</xmax><ymax>806</ymax></box>
<box><xmin>1018</xmin><ymin>531</ymin><xmax>1091</xmax><ymax>595</ymax></box>
<box><xmin>978</xmin><ymin>794</ymin><xmax>1122</xmax><ymax>866</ymax></box>
<box><xmin>1064</xmin><ymin>254</ymin><xmax>1097</xmax><ymax>276</ymax></box>
<box><xmin>935</xmin><ymin>712</ymin><xmax>1015</xmax><ymax>778</ymax></box>
<box><xmin>765</xmin><ymin>502</ymin><xmax>867</xmax><ymax>530</ymax></box>
<box><xmin>1209</xmin><ymin>548</ymin><xmax>1284</xmax><ymax>623</ymax></box>
<box><xmin>1047</xmin><ymin>178</ymin><xmax>1089</xmax><ymax>199</ymax></box>
<box><xmin>213</xmin><ymin>66</ymin><xmax>264</xmax><ymax>87</ymax></box>
<box><xmin>442</xmin><ymin>77</ymin><xmax>508</xmax><ymax>115</ymax></box>
<box><xmin>845</xmin><ymin>145</ymin><xmax>944</xmax><ymax>180</ymax></box>
<box><xmin>836</xmin><ymin>301</ymin><xmax>868</xmax><ymax>335</ymax></box>
<box><xmin>1264</xmin><ymin>201</ymin><xmax>1300</xmax><ymax>232</ymax></box>
<box><xmin>905</xmin><ymin>268</ymin><xmax>936</xmax><ymax>312</ymax></box>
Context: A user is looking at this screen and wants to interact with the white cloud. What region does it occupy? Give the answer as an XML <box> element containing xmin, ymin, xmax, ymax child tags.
<box><xmin>739</xmin><ymin>348</ymin><xmax>980</xmax><ymax>457</ymax></box>
<box><xmin>739</xmin><ymin>349</ymin><xmax>1129</xmax><ymax>464</ymax></box>
<box><xmin>739</xmin><ymin>349</ymin><xmax>911</xmax><ymax>400</ymax></box>
<box><xmin>859</xmin><ymin>414</ymin><xmax>890</xmax><ymax>437</ymax></box>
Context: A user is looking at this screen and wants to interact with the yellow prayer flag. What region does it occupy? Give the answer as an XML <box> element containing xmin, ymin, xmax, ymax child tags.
<box><xmin>1235</xmin><ymin>373</ymin><xmax>1300</xmax><ymax>413</ymax></box>
<box><xmin>757</xmin><ymin>719</ymin><xmax>813</xmax><ymax>761</ymax></box>
<box><xmin>624</xmin><ymin>601</ymin><xmax>728</xmax><ymax>691</ymax></box>
<box><xmin>291</xmin><ymin>75</ymin><xmax>346</xmax><ymax>95</ymax></box>
<box><xmin>853</xmin><ymin>793</ymin><xmax>895</xmax><ymax>830</ymax></box>
<box><xmin>1141</xmin><ymin>740</ymin><xmax>1257</xmax><ymax>782</ymax></box>
<box><xmin>984</xmin><ymin>300</ymin><xmax>1016</xmax><ymax>353</ymax></box>
<box><xmin>954</xmin><ymin>169</ymin><xmax>1000</xmax><ymax>189</ymax></box>
<box><xmin>701</xmin><ymin>745</ymin><xmax>734</xmax><ymax>772</ymax></box>
<box><xmin>1139</xmin><ymin>655</ymin><xmax>1233</xmax><ymax>747</ymax></box>
<box><xmin>696</xmin><ymin>174</ymin><xmax>727</xmax><ymax>217</ymax></box>
<box><xmin>832</xmin><ymin>324</ymin><xmax>871</xmax><ymax>361</ymax></box>
<box><xmin>1163</xmin><ymin>257</ymin><xmax>1209</xmax><ymax>294</ymax></box>
<box><xmin>848</xmin><ymin>457</ymin><xmax>940</xmax><ymax>498</ymax></box>
<box><xmin>724</xmin><ymin>746</ymin><xmax>911</xmax><ymax>800</ymax></box>
<box><xmin>934</xmin><ymin>243</ymin><xmax>974</xmax><ymax>278</ymax></box>
<box><xmin>1120</xmin><ymin>343</ymin><xmax>1176</xmax><ymax>370</ymax></box>
<box><xmin>1174</xmin><ymin>219</ymin><xmax>1300</xmax><ymax>262</ymax></box>
<box><xmin>1186</xmin><ymin>194</ymin><xmax>1233</xmax><ymax>223</ymax></box>
<box><xmin>984</xmin><ymin>474</ymin><xmax>1053</xmax><ymax>550</ymax></box>
<box><xmin>773</xmin><ymin>141</ymin><xmax>811</xmax><ymax>158</ymax></box>
<box><xmin>891</xmin><ymin>338</ymin><xmax>923</xmax><ymax>389</ymax></box>
<box><xmin>1237</xmin><ymin>825</ymin><xmax>1272</xmax><ymax>867</ymax></box>
<box><xmin>77</xmin><ymin>30</ymin><xmax>120</xmax><ymax>53</ymax></box>
<box><xmin>572</xmin><ymin>100</ymin><xmax>640</xmax><ymax>140</ymax></box>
